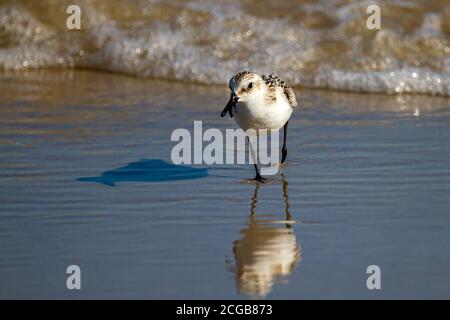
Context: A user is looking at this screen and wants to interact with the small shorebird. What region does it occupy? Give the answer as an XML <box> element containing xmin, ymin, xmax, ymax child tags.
<box><xmin>221</xmin><ymin>71</ymin><xmax>297</xmax><ymax>182</ymax></box>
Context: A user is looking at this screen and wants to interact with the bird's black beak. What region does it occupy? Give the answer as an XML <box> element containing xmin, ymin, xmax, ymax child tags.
<box><xmin>221</xmin><ymin>93</ymin><xmax>238</xmax><ymax>118</ymax></box>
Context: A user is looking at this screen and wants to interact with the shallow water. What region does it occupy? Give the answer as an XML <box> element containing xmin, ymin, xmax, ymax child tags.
<box><xmin>1</xmin><ymin>70</ymin><xmax>450</xmax><ymax>299</ymax></box>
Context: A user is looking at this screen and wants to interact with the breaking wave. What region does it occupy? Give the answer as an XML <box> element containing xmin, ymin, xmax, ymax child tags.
<box><xmin>1</xmin><ymin>0</ymin><xmax>449</xmax><ymax>96</ymax></box>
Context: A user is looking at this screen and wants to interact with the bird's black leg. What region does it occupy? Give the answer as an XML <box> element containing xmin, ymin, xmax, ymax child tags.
<box><xmin>252</xmin><ymin>163</ymin><xmax>266</xmax><ymax>183</ymax></box>
<box><xmin>248</xmin><ymin>136</ymin><xmax>266</xmax><ymax>183</ymax></box>
<box><xmin>281</xmin><ymin>175</ymin><xmax>292</xmax><ymax>228</ymax></box>
<box><xmin>281</xmin><ymin>120</ymin><xmax>289</xmax><ymax>164</ymax></box>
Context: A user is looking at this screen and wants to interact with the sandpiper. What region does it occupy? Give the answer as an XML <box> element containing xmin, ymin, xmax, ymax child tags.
<box><xmin>221</xmin><ymin>71</ymin><xmax>297</xmax><ymax>182</ymax></box>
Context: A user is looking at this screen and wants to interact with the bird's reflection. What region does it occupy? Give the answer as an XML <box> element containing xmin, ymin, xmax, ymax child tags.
<box><xmin>227</xmin><ymin>177</ymin><xmax>301</xmax><ymax>298</ymax></box>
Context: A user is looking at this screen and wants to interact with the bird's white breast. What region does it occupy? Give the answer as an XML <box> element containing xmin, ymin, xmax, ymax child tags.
<box><xmin>234</xmin><ymin>92</ymin><xmax>293</xmax><ymax>131</ymax></box>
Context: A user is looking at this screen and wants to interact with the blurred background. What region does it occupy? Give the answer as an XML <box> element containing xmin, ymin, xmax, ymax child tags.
<box><xmin>1</xmin><ymin>0</ymin><xmax>449</xmax><ymax>95</ymax></box>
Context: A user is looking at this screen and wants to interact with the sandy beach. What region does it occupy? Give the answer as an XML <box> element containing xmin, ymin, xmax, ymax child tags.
<box><xmin>1</xmin><ymin>70</ymin><xmax>450</xmax><ymax>298</ymax></box>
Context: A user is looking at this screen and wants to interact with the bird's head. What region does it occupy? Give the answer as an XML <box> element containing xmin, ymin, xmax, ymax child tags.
<box><xmin>221</xmin><ymin>71</ymin><xmax>265</xmax><ymax>118</ymax></box>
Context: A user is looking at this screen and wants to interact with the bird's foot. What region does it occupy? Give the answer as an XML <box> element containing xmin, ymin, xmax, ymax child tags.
<box><xmin>249</xmin><ymin>174</ymin><xmax>267</xmax><ymax>183</ymax></box>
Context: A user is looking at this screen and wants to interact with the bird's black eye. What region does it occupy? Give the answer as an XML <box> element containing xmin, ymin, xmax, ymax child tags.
<box><xmin>248</xmin><ymin>82</ymin><xmax>253</xmax><ymax>89</ymax></box>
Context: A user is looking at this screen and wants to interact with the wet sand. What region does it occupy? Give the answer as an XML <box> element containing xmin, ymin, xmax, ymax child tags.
<box><xmin>1</xmin><ymin>70</ymin><xmax>450</xmax><ymax>298</ymax></box>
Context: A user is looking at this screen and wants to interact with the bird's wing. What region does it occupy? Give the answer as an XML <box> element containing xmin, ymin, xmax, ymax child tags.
<box><xmin>283</xmin><ymin>86</ymin><xmax>297</xmax><ymax>108</ymax></box>
<box><xmin>262</xmin><ymin>74</ymin><xmax>297</xmax><ymax>108</ymax></box>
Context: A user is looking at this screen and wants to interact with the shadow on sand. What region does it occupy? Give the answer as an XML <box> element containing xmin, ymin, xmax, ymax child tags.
<box><xmin>78</xmin><ymin>159</ymin><xmax>208</xmax><ymax>186</ymax></box>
